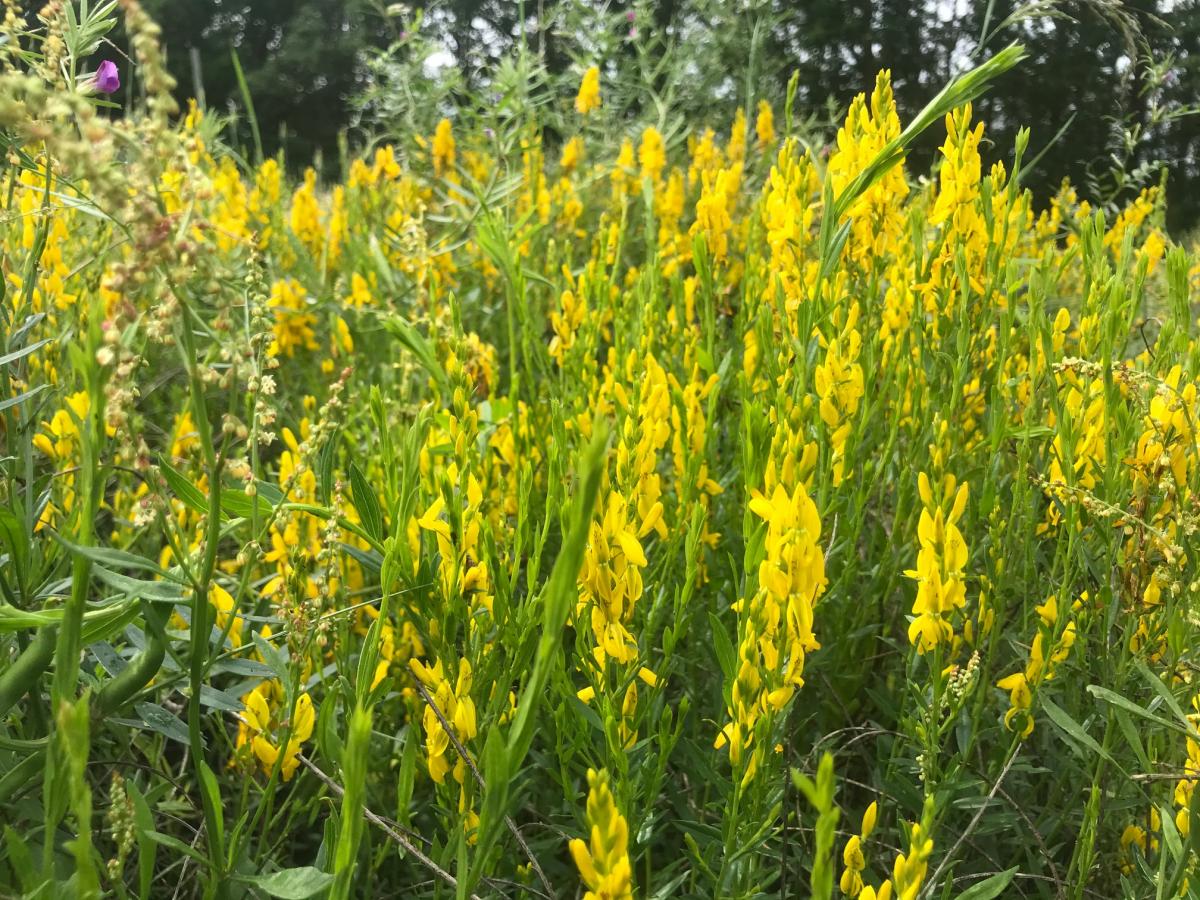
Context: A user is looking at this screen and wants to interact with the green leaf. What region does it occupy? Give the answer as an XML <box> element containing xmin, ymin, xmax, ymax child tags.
<box><xmin>133</xmin><ymin>701</ymin><xmax>193</xmax><ymax>746</ymax></box>
<box><xmin>235</xmin><ymin>867</ymin><xmax>335</xmax><ymax>899</ymax></box>
<box><xmin>143</xmin><ymin>831</ymin><xmax>207</xmax><ymax>865</ymax></box>
<box><xmin>708</xmin><ymin>612</ymin><xmax>736</xmax><ymax>689</ymax></box>
<box><xmin>125</xmin><ymin>780</ymin><xmax>157</xmax><ymax>900</ymax></box>
<box><xmin>220</xmin><ymin>482</ymin><xmax>278</xmax><ymax>520</ymax></box>
<box><xmin>954</xmin><ymin>867</ymin><xmax>1018</xmax><ymax>900</ymax></box>
<box><xmin>0</xmin><ymin>337</ymin><xmax>52</xmax><ymax>368</ymax></box>
<box><xmin>210</xmin><ymin>657</ymin><xmax>275</xmax><ymax>678</ymax></box>
<box><xmin>1042</xmin><ymin>699</ymin><xmax>1115</xmax><ymax>766</ymax></box>
<box><xmin>1133</xmin><ymin>660</ymin><xmax>1200</xmax><ymax>741</ymax></box>
<box><xmin>253</xmin><ymin>631</ymin><xmax>289</xmax><ymax>683</ymax></box>
<box><xmin>505</xmin><ymin>423</ymin><xmax>606</xmax><ymax>769</ymax></box>
<box><xmin>395</xmin><ymin>725</ymin><xmax>417</xmax><ymax>830</ymax></box>
<box><xmin>381</xmin><ymin>315</ymin><xmax>449</xmax><ymax>397</ymax></box>
<box><xmin>474</xmin><ymin>727</ymin><xmax>510</xmax><ymax>867</ymax></box>
<box><xmin>197</xmin><ymin>761</ymin><xmax>224</xmax><ymax>859</ymax></box>
<box><xmin>318</xmin><ymin>431</ymin><xmax>338</xmax><ymax>506</ymax></box>
<box><xmin>316</xmin><ymin>682</ymin><xmax>343</xmax><ymax>768</ymax></box>
<box><xmin>90</xmin><ymin>565</ymin><xmax>187</xmax><ymax>603</ymax></box>
<box><xmin>197</xmin><ymin>684</ymin><xmax>243</xmax><ymax>712</ymax></box>
<box><xmin>0</xmin><ymin>384</ymin><xmax>46</xmax><ymax>413</ymax></box>
<box><xmin>349</xmin><ymin>463</ymin><xmax>384</xmax><ymax>542</ymax></box>
<box><xmin>0</xmin><ymin>507</ymin><xmax>30</xmax><ymax>587</ymax></box>
<box><xmin>50</xmin><ymin>535</ymin><xmax>175</xmax><ymax>580</ymax></box>
<box><xmin>3</xmin><ymin>825</ymin><xmax>37</xmax><ymax>892</ymax></box>
<box><xmin>158</xmin><ymin>456</ymin><xmax>209</xmax><ymax>516</ymax></box>
<box><xmin>1087</xmin><ymin>684</ymin><xmax>1186</xmax><ymax>738</ymax></box>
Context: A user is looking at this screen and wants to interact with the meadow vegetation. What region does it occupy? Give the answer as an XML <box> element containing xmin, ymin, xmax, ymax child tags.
<box><xmin>1</xmin><ymin>3</ymin><xmax>1200</xmax><ymax>898</ymax></box>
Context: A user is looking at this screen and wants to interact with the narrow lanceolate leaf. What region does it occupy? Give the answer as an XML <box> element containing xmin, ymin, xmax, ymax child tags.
<box><xmin>349</xmin><ymin>463</ymin><xmax>384</xmax><ymax>542</ymax></box>
<box><xmin>953</xmin><ymin>867</ymin><xmax>1018</xmax><ymax>900</ymax></box>
<box><xmin>131</xmin><ymin>702</ymin><xmax>194</xmax><ymax>746</ymax></box>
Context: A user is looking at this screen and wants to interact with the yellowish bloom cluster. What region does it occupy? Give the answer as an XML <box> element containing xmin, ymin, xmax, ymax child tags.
<box><xmin>410</xmin><ymin>657</ymin><xmax>477</xmax><ymax>785</ymax></box>
<box><xmin>235</xmin><ymin>685</ymin><xmax>315</xmax><ymax>782</ymax></box>
<box><xmin>905</xmin><ymin>472</ymin><xmax>969</xmax><ymax>654</ymax></box>
<box><xmin>840</xmin><ymin>802</ymin><xmax>879</xmax><ymax>897</ymax></box>
<box><xmin>996</xmin><ymin>595</ymin><xmax>1078</xmax><ymax>738</ymax></box>
<box><xmin>716</xmin><ymin>462</ymin><xmax>825</xmax><ymax>782</ymax></box>
<box><xmin>576</xmin><ymin>65</ymin><xmax>602</xmax><ymax>115</ymax></box>
<box><xmin>814</xmin><ymin>303</ymin><xmax>865</xmax><ymax>485</ymax></box>
<box><xmin>569</xmin><ymin>768</ymin><xmax>633</xmax><ymax>900</ymax></box>
<box><xmin>1173</xmin><ymin>700</ymin><xmax>1200</xmax><ymax>837</ymax></box>
<box><xmin>828</xmin><ymin>71</ymin><xmax>908</xmax><ymax>267</ymax></box>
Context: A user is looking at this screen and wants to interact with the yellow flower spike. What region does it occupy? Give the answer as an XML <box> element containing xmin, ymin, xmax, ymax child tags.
<box><xmin>575</xmin><ymin>65</ymin><xmax>601</xmax><ymax>115</ymax></box>
<box><xmin>561</xmin><ymin>135</ymin><xmax>585</xmax><ymax>172</ymax></box>
<box><xmin>569</xmin><ymin>769</ymin><xmax>633</xmax><ymax>900</ymax></box>
<box><xmin>432</xmin><ymin>118</ymin><xmax>456</xmax><ymax>178</ymax></box>
<box><xmin>288</xmin><ymin>168</ymin><xmax>323</xmax><ymax>258</ymax></box>
<box><xmin>638</xmin><ymin>126</ymin><xmax>666</xmax><ymax>183</ymax></box>
<box><xmin>755</xmin><ymin>98</ymin><xmax>775</xmax><ymax>149</ymax></box>
<box><xmin>906</xmin><ymin>470</ymin><xmax>969</xmax><ymax>654</ymax></box>
<box><xmin>690</xmin><ymin>166</ymin><xmax>737</xmax><ymax>262</ymax></box>
<box><xmin>890</xmin><ymin>822</ymin><xmax>932</xmax><ymax>900</ymax></box>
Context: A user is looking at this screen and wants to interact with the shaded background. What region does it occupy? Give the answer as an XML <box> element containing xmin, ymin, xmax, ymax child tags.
<box><xmin>67</xmin><ymin>0</ymin><xmax>1200</xmax><ymax>232</ymax></box>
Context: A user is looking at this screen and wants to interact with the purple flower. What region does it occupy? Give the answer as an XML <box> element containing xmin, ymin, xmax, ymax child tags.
<box><xmin>626</xmin><ymin>9</ymin><xmax>636</xmax><ymax>21</ymax></box>
<box><xmin>92</xmin><ymin>60</ymin><xmax>120</xmax><ymax>94</ymax></box>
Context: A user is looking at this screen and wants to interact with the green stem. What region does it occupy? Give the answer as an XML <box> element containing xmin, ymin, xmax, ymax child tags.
<box><xmin>94</xmin><ymin>603</ymin><xmax>165</xmax><ymax>716</ymax></box>
<box><xmin>176</xmin><ymin>296</ymin><xmax>228</xmax><ymax>890</ymax></box>
<box><xmin>0</xmin><ymin>625</ymin><xmax>56</xmax><ymax>719</ymax></box>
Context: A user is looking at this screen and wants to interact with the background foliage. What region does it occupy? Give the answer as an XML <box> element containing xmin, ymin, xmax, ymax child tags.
<box><xmin>75</xmin><ymin>0</ymin><xmax>1200</xmax><ymax>233</ymax></box>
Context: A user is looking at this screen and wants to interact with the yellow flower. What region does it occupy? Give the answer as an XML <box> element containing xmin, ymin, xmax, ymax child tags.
<box><xmin>33</xmin><ymin>390</ymin><xmax>90</xmax><ymax>461</ymax></box>
<box><xmin>890</xmin><ymin>820</ymin><xmax>933</xmax><ymax>900</ymax></box>
<box><xmin>432</xmin><ymin>118</ymin><xmax>456</xmax><ymax>178</ymax></box>
<box><xmin>561</xmin><ymin>135</ymin><xmax>585</xmax><ymax>172</ymax></box>
<box><xmin>410</xmin><ymin>657</ymin><xmax>477</xmax><ymax>785</ymax></box>
<box><xmin>575</xmin><ymin>65</ymin><xmax>601</xmax><ymax>115</ymax></box>
<box><xmin>814</xmin><ymin>304</ymin><xmax>865</xmax><ymax>485</ymax></box>
<box><xmin>717</xmin><ymin>476</ymin><xmax>825</xmax><ymax>781</ymax></box>
<box><xmin>691</xmin><ymin>166</ymin><xmax>738</xmax><ymax>262</ymax></box>
<box><xmin>267</xmin><ymin>278</ymin><xmax>318</xmax><ymax>358</ymax></box>
<box><xmin>569</xmin><ymin>769</ymin><xmax>633</xmax><ymax>900</ymax></box>
<box><xmin>289</xmin><ymin>168</ymin><xmax>323</xmax><ymax>257</ymax></box>
<box><xmin>237</xmin><ymin>686</ymin><xmax>315</xmax><ymax>782</ymax></box>
<box><xmin>755</xmin><ymin>98</ymin><xmax>775</xmax><ymax>149</ymax></box>
<box><xmin>904</xmin><ymin>472</ymin><xmax>969</xmax><ymax>654</ymax></box>
<box><xmin>840</xmin><ymin>801</ymin><xmax>880</xmax><ymax>897</ymax></box>
<box><xmin>638</xmin><ymin>126</ymin><xmax>666</xmax><ymax>183</ymax></box>
<box><xmin>346</xmin><ymin>271</ymin><xmax>375</xmax><ymax>309</ymax></box>
<box><xmin>997</xmin><ymin>595</ymin><xmax>1077</xmax><ymax>738</ymax></box>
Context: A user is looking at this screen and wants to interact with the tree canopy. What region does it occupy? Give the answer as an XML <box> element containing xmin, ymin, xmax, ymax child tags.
<box><xmin>90</xmin><ymin>0</ymin><xmax>1199</xmax><ymax>231</ymax></box>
